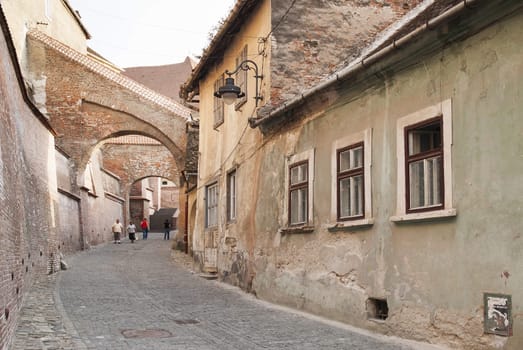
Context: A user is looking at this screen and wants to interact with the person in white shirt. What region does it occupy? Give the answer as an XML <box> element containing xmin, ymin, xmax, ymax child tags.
<box><xmin>111</xmin><ymin>219</ymin><xmax>123</xmax><ymax>244</ymax></box>
<box><xmin>127</xmin><ymin>221</ymin><xmax>136</xmax><ymax>243</ymax></box>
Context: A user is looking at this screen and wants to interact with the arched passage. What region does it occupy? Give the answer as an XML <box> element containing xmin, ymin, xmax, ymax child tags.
<box><xmin>63</xmin><ymin>102</ymin><xmax>187</xmax><ymax>186</ymax></box>
<box><xmin>26</xmin><ymin>29</ymin><xmax>190</xmax><ymax>191</ymax></box>
<box><xmin>24</xmin><ymin>31</ymin><xmax>194</xmax><ymax>246</ymax></box>
<box><xmin>78</xmin><ymin>133</ymin><xmax>183</xmax><ymax>244</ymax></box>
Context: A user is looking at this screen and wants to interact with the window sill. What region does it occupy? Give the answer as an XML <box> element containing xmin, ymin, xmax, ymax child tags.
<box><xmin>280</xmin><ymin>225</ymin><xmax>315</xmax><ymax>235</ymax></box>
<box><xmin>390</xmin><ymin>208</ymin><xmax>456</xmax><ymax>223</ymax></box>
<box><xmin>328</xmin><ymin>218</ymin><xmax>374</xmax><ymax>232</ymax></box>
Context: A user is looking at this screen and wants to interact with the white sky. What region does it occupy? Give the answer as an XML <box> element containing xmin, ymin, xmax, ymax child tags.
<box><xmin>68</xmin><ymin>0</ymin><xmax>236</xmax><ymax>68</ymax></box>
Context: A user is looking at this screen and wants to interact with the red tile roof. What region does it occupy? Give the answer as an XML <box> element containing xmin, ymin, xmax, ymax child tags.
<box><xmin>105</xmin><ymin>135</ymin><xmax>161</xmax><ymax>145</ymax></box>
<box><xmin>123</xmin><ymin>57</ymin><xmax>195</xmax><ymax>102</ymax></box>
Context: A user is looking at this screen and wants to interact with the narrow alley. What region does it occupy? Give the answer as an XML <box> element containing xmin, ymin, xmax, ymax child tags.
<box><xmin>12</xmin><ymin>233</ymin><xmax>441</xmax><ymax>350</ymax></box>
<box><xmin>2</xmin><ymin>1</ymin><xmax>523</xmax><ymax>349</ymax></box>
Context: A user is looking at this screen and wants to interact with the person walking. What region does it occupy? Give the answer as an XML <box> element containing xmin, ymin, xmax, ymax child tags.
<box><xmin>127</xmin><ymin>221</ymin><xmax>136</xmax><ymax>243</ymax></box>
<box><xmin>140</xmin><ymin>218</ymin><xmax>149</xmax><ymax>240</ymax></box>
<box><xmin>111</xmin><ymin>219</ymin><xmax>123</xmax><ymax>244</ymax></box>
<box><xmin>163</xmin><ymin>219</ymin><xmax>171</xmax><ymax>240</ymax></box>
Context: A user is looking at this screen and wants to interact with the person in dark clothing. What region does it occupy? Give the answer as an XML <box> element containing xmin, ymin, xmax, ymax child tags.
<box><xmin>163</xmin><ymin>219</ymin><xmax>170</xmax><ymax>240</ymax></box>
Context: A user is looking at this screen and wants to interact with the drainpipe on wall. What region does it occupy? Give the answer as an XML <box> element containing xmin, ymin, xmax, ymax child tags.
<box><xmin>184</xmin><ymin>191</ymin><xmax>189</xmax><ymax>254</ymax></box>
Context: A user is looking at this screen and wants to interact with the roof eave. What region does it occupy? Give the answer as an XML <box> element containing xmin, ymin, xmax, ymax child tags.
<box><xmin>183</xmin><ymin>0</ymin><xmax>258</xmax><ymax>95</ymax></box>
<box><xmin>62</xmin><ymin>0</ymin><xmax>91</xmax><ymax>39</ymax></box>
<box><xmin>252</xmin><ymin>0</ymin><xmax>510</xmax><ymax>129</ymax></box>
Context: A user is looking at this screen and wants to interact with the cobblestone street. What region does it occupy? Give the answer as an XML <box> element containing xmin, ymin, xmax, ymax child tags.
<box><xmin>13</xmin><ymin>233</ymin><xmax>445</xmax><ymax>350</ymax></box>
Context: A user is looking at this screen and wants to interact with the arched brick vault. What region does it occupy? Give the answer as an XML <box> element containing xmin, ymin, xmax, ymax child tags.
<box><xmin>67</xmin><ymin>101</ymin><xmax>186</xmax><ymax>178</ymax></box>
<box><xmin>25</xmin><ymin>30</ymin><xmax>191</xmax><ymax>191</ymax></box>
<box><xmin>101</xmin><ymin>142</ymin><xmax>180</xmax><ymax>197</ymax></box>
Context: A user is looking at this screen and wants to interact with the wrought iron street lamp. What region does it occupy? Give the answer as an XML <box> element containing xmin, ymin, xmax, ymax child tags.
<box><xmin>214</xmin><ymin>59</ymin><xmax>263</xmax><ymax>107</ymax></box>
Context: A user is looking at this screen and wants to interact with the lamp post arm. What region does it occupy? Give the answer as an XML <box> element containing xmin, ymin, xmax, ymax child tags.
<box><xmin>225</xmin><ymin>59</ymin><xmax>259</xmax><ymax>77</ymax></box>
<box><xmin>225</xmin><ymin>60</ymin><xmax>263</xmax><ymax>106</ymax></box>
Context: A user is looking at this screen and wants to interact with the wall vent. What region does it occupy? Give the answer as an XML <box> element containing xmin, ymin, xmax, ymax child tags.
<box><xmin>367</xmin><ymin>298</ymin><xmax>388</xmax><ymax>320</ymax></box>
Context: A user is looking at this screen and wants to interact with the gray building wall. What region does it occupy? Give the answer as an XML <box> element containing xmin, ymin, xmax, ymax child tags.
<box><xmin>56</xmin><ymin>193</ymin><xmax>82</xmax><ymax>254</ymax></box>
<box><xmin>250</xmin><ymin>7</ymin><xmax>523</xmax><ymax>350</ymax></box>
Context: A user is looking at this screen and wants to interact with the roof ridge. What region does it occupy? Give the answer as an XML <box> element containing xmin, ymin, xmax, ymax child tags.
<box><xmin>27</xmin><ymin>29</ymin><xmax>192</xmax><ymax>120</ymax></box>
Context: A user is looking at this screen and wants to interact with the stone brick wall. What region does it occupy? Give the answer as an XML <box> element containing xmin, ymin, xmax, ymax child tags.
<box><xmin>102</xmin><ymin>144</ymin><xmax>180</xmax><ymax>191</ymax></box>
<box><xmin>100</xmin><ymin>143</ymin><xmax>179</xmax><ymax>229</ymax></box>
<box><xmin>0</xmin><ymin>14</ymin><xmax>63</xmax><ymax>348</ymax></box>
<box><xmin>268</xmin><ymin>0</ymin><xmax>423</xmax><ymax>106</ymax></box>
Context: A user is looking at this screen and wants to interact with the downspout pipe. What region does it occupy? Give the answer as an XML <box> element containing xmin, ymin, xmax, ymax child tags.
<box><xmin>250</xmin><ymin>0</ymin><xmax>481</xmax><ymax>128</ymax></box>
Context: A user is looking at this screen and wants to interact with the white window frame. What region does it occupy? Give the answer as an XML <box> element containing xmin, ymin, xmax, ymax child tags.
<box><xmin>226</xmin><ymin>169</ymin><xmax>237</xmax><ymax>222</ymax></box>
<box><xmin>391</xmin><ymin>99</ymin><xmax>456</xmax><ymax>223</ymax></box>
<box><xmin>330</xmin><ymin>129</ymin><xmax>373</xmax><ymax>228</ymax></box>
<box><xmin>285</xmin><ymin>149</ymin><xmax>314</xmax><ymax>228</ymax></box>
<box><xmin>45</xmin><ymin>0</ymin><xmax>53</xmax><ymax>21</ymax></box>
<box><xmin>205</xmin><ymin>182</ymin><xmax>219</xmax><ymax>228</ymax></box>
<box><xmin>213</xmin><ymin>75</ymin><xmax>224</xmax><ymax>128</ymax></box>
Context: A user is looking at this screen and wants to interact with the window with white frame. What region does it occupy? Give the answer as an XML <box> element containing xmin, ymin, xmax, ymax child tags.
<box><xmin>337</xmin><ymin>143</ymin><xmax>364</xmax><ymax>219</ymax></box>
<box><xmin>392</xmin><ymin>99</ymin><xmax>455</xmax><ymax>222</ymax></box>
<box><xmin>205</xmin><ymin>182</ymin><xmax>218</xmax><ymax>228</ymax></box>
<box><xmin>331</xmin><ymin>129</ymin><xmax>373</xmax><ymax>228</ymax></box>
<box><xmin>285</xmin><ymin>149</ymin><xmax>314</xmax><ymax>227</ymax></box>
<box><xmin>226</xmin><ymin>169</ymin><xmax>237</xmax><ymax>222</ymax></box>
<box><xmin>235</xmin><ymin>45</ymin><xmax>248</xmax><ymax>108</ymax></box>
<box><xmin>405</xmin><ymin>117</ymin><xmax>443</xmax><ymax>211</ymax></box>
<box><xmin>213</xmin><ymin>75</ymin><xmax>224</xmax><ymax>128</ymax></box>
<box><xmin>289</xmin><ymin>161</ymin><xmax>308</xmax><ymax>225</ymax></box>
<box><xmin>45</xmin><ymin>0</ymin><xmax>52</xmax><ymax>20</ymax></box>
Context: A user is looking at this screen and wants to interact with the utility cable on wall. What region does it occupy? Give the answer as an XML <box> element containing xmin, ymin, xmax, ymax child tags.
<box><xmin>263</xmin><ymin>0</ymin><xmax>298</xmax><ymax>41</ymax></box>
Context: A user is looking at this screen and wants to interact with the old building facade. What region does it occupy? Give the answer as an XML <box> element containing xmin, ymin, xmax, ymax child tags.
<box><xmin>183</xmin><ymin>0</ymin><xmax>523</xmax><ymax>349</ymax></box>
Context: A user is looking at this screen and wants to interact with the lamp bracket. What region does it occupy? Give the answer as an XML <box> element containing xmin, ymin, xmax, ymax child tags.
<box><xmin>217</xmin><ymin>59</ymin><xmax>263</xmax><ymax>107</ymax></box>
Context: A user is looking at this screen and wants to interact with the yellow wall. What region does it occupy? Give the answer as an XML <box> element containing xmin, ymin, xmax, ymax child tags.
<box><xmin>3</xmin><ymin>0</ymin><xmax>87</xmax><ymax>61</ymax></box>
<box><xmin>193</xmin><ymin>0</ymin><xmax>271</xmax><ymax>261</ymax></box>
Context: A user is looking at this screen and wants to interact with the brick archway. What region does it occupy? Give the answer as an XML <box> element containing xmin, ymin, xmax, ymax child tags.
<box><xmin>100</xmin><ymin>138</ymin><xmax>180</xmax><ymax>193</ymax></box>
<box><xmin>24</xmin><ymin>30</ymin><xmax>194</xmax><ymax>246</ymax></box>
<box><xmin>26</xmin><ymin>30</ymin><xmax>191</xmax><ymax>191</ymax></box>
<box><xmin>72</xmin><ymin>101</ymin><xmax>186</xmax><ymax>181</ymax></box>
<box><xmin>100</xmin><ymin>138</ymin><xmax>181</xmax><ymax>227</ymax></box>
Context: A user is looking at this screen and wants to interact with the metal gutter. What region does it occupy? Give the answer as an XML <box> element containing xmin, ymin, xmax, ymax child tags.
<box><xmin>251</xmin><ymin>0</ymin><xmax>481</xmax><ymax>128</ymax></box>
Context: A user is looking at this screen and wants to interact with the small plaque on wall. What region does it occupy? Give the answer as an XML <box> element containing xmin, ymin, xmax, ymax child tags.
<box><xmin>484</xmin><ymin>293</ymin><xmax>512</xmax><ymax>336</ymax></box>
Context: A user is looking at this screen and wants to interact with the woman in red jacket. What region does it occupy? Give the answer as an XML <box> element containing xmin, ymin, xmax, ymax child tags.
<box><xmin>140</xmin><ymin>218</ymin><xmax>149</xmax><ymax>240</ymax></box>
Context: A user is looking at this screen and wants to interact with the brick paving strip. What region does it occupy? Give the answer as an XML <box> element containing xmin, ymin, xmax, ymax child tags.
<box><xmin>11</xmin><ymin>234</ymin><xmax>447</xmax><ymax>350</ymax></box>
<box><xmin>11</xmin><ymin>273</ymin><xmax>87</xmax><ymax>350</ymax></box>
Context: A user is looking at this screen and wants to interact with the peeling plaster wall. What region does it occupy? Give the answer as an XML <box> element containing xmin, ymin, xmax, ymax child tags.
<box><xmin>191</xmin><ymin>0</ymin><xmax>271</xmax><ymax>282</ymax></box>
<box><xmin>268</xmin><ymin>0</ymin><xmax>422</xmax><ymax>105</ymax></box>
<box><xmin>251</xmin><ymin>7</ymin><xmax>523</xmax><ymax>350</ymax></box>
<box><xmin>78</xmin><ymin>149</ymin><xmax>124</xmax><ymax>246</ymax></box>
